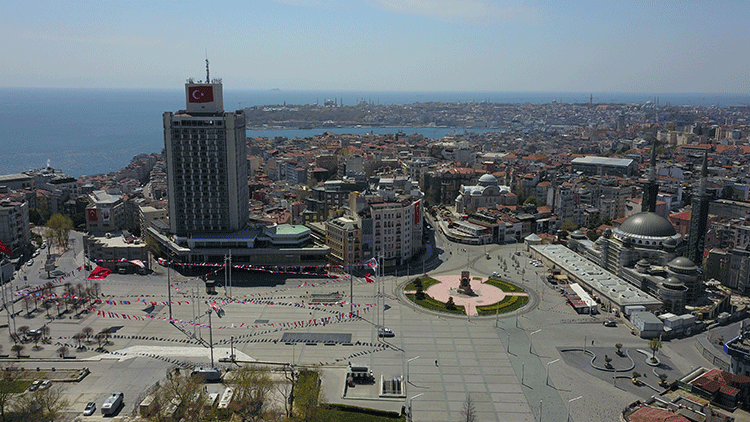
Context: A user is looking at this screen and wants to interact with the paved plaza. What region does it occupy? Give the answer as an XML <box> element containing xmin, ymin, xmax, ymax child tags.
<box><xmin>0</xmin><ymin>229</ymin><xmax>726</xmax><ymax>421</ymax></box>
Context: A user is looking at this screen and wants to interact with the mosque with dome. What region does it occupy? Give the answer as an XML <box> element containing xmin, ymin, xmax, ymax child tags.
<box><xmin>566</xmin><ymin>148</ymin><xmax>710</xmax><ymax>314</ymax></box>
<box><xmin>454</xmin><ymin>173</ymin><xmax>515</xmax><ymax>214</ymax></box>
<box><xmin>568</xmin><ymin>212</ymin><xmax>700</xmax><ymax>313</ymax></box>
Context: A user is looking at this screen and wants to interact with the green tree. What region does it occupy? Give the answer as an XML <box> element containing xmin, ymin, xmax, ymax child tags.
<box><xmin>561</xmin><ymin>220</ymin><xmax>578</xmax><ymax>232</ymax></box>
<box><xmin>649</xmin><ymin>337</ymin><xmax>662</xmax><ymax>361</ymax></box>
<box><xmin>46</xmin><ymin>213</ymin><xmax>73</xmax><ymax>251</ymax></box>
<box><xmin>523</xmin><ymin>195</ymin><xmax>538</xmax><ymax>206</ymax></box>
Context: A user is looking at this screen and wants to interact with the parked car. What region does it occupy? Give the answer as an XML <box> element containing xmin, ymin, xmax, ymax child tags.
<box><xmin>40</xmin><ymin>380</ymin><xmax>51</xmax><ymax>390</ymax></box>
<box><xmin>83</xmin><ymin>401</ymin><xmax>96</xmax><ymax>416</ymax></box>
<box><xmin>603</xmin><ymin>320</ymin><xmax>617</xmax><ymax>327</ymax></box>
<box><xmin>28</xmin><ymin>380</ymin><xmax>41</xmax><ymax>391</ymax></box>
<box><xmin>378</xmin><ymin>328</ymin><xmax>395</xmax><ymax>338</ymax></box>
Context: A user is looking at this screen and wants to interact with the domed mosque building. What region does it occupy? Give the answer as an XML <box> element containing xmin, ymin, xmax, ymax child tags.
<box><xmin>569</xmin><ymin>211</ymin><xmax>700</xmax><ymax>314</ymax></box>
<box><xmin>454</xmin><ymin>173</ymin><xmax>515</xmax><ymax>214</ymax></box>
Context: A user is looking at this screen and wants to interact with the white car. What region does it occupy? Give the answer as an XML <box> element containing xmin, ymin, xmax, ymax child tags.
<box><xmin>378</xmin><ymin>328</ymin><xmax>395</xmax><ymax>338</ymax></box>
<box><xmin>39</xmin><ymin>380</ymin><xmax>51</xmax><ymax>390</ymax></box>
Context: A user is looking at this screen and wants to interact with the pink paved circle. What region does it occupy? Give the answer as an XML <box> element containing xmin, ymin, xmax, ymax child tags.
<box><xmin>407</xmin><ymin>275</ymin><xmax>528</xmax><ymax>316</ymax></box>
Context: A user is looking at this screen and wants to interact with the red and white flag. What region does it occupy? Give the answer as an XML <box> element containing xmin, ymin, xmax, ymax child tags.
<box><xmin>188</xmin><ymin>86</ymin><xmax>214</xmax><ymax>103</ymax></box>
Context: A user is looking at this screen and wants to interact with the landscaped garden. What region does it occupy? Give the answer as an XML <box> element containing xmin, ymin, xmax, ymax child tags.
<box><xmin>404</xmin><ymin>275</ymin><xmax>528</xmax><ymax>316</ymax></box>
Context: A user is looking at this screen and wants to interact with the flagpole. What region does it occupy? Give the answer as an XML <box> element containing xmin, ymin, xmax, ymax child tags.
<box><xmin>349</xmin><ymin>263</ymin><xmax>353</xmax><ymax>314</ymax></box>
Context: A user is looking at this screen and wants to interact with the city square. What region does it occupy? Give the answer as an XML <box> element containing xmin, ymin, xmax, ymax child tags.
<box><xmin>0</xmin><ymin>224</ymin><xmax>727</xmax><ymax>422</ymax></box>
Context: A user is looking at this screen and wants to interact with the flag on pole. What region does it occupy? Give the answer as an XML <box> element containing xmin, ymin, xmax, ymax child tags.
<box><xmin>366</xmin><ymin>257</ymin><xmax>378</xmax><ymax>270</ymax></box>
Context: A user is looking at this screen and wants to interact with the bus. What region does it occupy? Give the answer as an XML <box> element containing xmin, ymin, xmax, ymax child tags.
<box><xmin>101</xmin><ymin>392</ymin><xmax>124</xmax><ymax>415</ymax></box>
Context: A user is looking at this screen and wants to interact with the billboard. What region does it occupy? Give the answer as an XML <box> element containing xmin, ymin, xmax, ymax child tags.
<box><xmin>101</xmin><ymin>208</ymin><xmax>111</xmax><ymax>222</ymax></box>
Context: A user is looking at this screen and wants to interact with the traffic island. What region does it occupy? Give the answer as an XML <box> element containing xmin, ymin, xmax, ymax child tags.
<box><xmin>404</xmin><ymin>272</ymin><xmax>528</xmax><ymax>316</ymax></box>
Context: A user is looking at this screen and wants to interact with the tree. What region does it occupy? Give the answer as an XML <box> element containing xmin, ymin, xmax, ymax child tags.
<box><xmin>0</xmin><ymin>363</ymin><xmax>26</xmax><ymax>421</ymax></box>
<box><xmin>41</xmin><ymin>301</ymin><xmax>51</xmax><ymax>318</ymax></box>
<box><xmin>150</xmin><ymin>371</ymin><xmax>205</xmax><ymax>422</ymax></box>
<box><xmin>632</xmin><ymin>371</ymin><xmax>641</xmax><ymax>384</ymax></box>
<box><xmin>461</xmin><ymin>394</ymin><xmax>477</xmax><ymax>422</ymax></box>
<box><xmin>22</xmin><ymin>296</ymin><xmax>33</xmax><ymax>316</ymax></box>
<box><xmin>82</xmin><ymin>327</ymin><xmax>93</xmax><ymax>343</ymax></box>
<box><xmin>446</xmin><ymin>296</ymin><xmax>456</xmax><ymax>311</ymax></box>
<box><xmin>40</xmin><ymin>325</ymin><xmax>50</xmax><ymax>342</ymax></box>
<box><xmin>56</xmin><ymin>346</ymin><xmax>68</xmax><ymax>358</ymax></box>
<box><xmin>561</xmin><ymin>220</ymin><xmax>578</xmax><ymax>232</ymax></box>
<box><xmin>10</xmin><ymin>344</ymin><xmax>24</xmax><ymax>358</ymax></box>
<box><xmin>523</xmin><ymin>195</ymin><xmax>538</xmax><ymax>207</ymax></box>
<box><xmin>604</xmin><ymin>354</ymin><xmax>612</xmax><ymax>368</ymax></box>
<box><xmin>46</xmin><ymin>213</ymin><xmax>73</xmax><ymax>251</ymax></box>
<box><xmin>227</xmin><ymin>365</ymin><xmax>276</xmax><ymax>421</ymax></box>
<box><xmin>73</xmin><ymin>332</ymin><xmax>85</xmax><ymax>350</ymax></box>
<box><xmin>649</xmin><ymin>337</ymin><xmax>662</xmax><ymax>361</ymax></box>
<box><xmin>658</xmin><ymin>373</ymin><xmax>668</xmax><ymax>387</ymax></box>
<box><xmin>16</xmin><ymin>326</ymin><xmax>29</xmax><ymax>340</ymax></box>
<box><xmin>18</xmin><ymin>385</ymin><xmax>70</xmax><ymax>422</ymax></box>
<box><xmin>615</xmin><ymin>343</ymin><xmax>623</xmax><ymax>356</ymax></box>
<box><xmin>94</xmin><ymin>332</ymin><xmax>106</xmax><ymax>349</ymax></box>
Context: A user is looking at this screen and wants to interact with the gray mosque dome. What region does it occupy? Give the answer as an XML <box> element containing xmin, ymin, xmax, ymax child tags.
<box><xmin>662</xmin><ymin>276</ymin><xmax>686</xmax><ymax>291</ymax></box>
<box><xmin>477</xmin><ymin>174</ymin><xmax>498</xmax><ymax>187</ymax></box>
<box><xmin>667</xmin><ymin>256</ymin><xmax>698</xmax><ymax>273</ymax></box>
<box><xmin>570</xmin><ymin>230</ymin><xmax>586</xmax><ymax>240</ymax></box>
<box><xmin>663</xmin><ymin>237</ymin><xmax>678</xmax><ymax>248</ymax></box>
<box><xmin>617</xmin><ymin>212</ymin><xmax>677</xmax><ymax>237</ymax></box>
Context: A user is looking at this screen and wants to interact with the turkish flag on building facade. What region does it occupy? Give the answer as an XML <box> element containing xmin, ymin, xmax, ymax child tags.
<box><xmin>188</xmin><ymin>86</ymin><xmax>214</xmax><ymax>103</ymax></box>
<box><xmin>87</xmin><ymin>209</ymin><xmax>98</xmax><ymax>221</ymax></box>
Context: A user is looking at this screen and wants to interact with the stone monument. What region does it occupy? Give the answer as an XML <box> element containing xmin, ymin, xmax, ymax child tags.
<box><xmin>457</xmin><ymin>270</ymin><xmax>474</xmax><ymax>295</ymax></box>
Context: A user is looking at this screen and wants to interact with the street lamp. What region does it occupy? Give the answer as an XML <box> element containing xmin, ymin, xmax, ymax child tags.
<box><xmin>207</xmin><ymin>309</ymin><xmax>214</xmax><ymax>367</ymax></box>
<box><xmin>546</xmin><ymin>358</ymin><xmax>560</xmax><ymax>386</ymax></box>
<box><xmin>407</xmin><ymin>356</ymin><xmax>420</xmax><ymax>384</ymax></box>
<box><xmin>529</xmin><ymin>329</ymin><xmax>541</xmax><ymax>354</ymax></box>
<box><xmin>408</xmin><ymin>393</ymin><xmax>424</xmax><ymax>422</ymax></box>
<box><xmin>567</xmin><ymin>396</ymin><xmax>582</xmax><ymax>422</ymax></box>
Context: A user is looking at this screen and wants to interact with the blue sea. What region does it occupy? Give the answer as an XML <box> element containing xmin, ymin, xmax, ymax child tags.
<box><xmin>1</xmin><ymin>88</ymin><xmax>749</xmax><ymax>178</ymax></box>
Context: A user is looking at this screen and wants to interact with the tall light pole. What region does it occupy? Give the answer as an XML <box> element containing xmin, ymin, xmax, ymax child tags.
<box><xmin>567</xmin><ymin>396</ymin><xmax>582</xmax><ymax>422</ymax></box>
<box><xmin>228</xmin><ymin>250</ymin><xmax>232</xmax><ymax>297</ymax></box>
<box><xmin>546</xmin><ymin>358</ymin><xmax>560</xmax><ymax>386</ymax></box>
<box><xmin>407</xmin><ymin>356</ymin><xmax>420</xmax><ymax>384</ymax></box>
<box><xmin>529</xmin><ymin>329</ymin><xmax>541</xmax><ymax>354</ymax></box>
<box><xmin>408</xmin><ymin>393</ymin><xmax>424</xmax><ymax>422</ymax></box>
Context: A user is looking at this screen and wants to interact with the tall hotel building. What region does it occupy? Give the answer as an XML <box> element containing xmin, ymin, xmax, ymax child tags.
<box><xmin>163</xmin><ymin>75</ymin><xmax>248</xmax><ymax>238</ymax></box>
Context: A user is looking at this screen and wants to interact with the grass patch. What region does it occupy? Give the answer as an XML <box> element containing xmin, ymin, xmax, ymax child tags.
<box><xmin>0</xmin><ymin>380</ymin><xmax>32</xmax><ymax>393</ymax></box>
<box><xmin>405</xmin><ymin>294</ymin><xmax>466</xmax><ymax>315</ymax></box>
<box><xmin>404</xmin><ymin>276</ymin><xmax>441</xmax><ymax>291</ymax></box>
<box><xmin>476</xmin><ymin>295</ymin><xmax>529</xmax><ymax>316</ymax></box>
<box><xmin>484</xmin><ymin>278</ymin><xmax>524</xmax><ymax>293</ymax></box>
<box><xmin>321</xmin><ymin>404</ymin><xmax>405</xmax><ymax>421</ymax></box>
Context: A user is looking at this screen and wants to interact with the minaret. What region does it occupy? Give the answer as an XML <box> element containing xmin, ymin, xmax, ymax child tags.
<box><xmin>642</xmin><ymin>143</ymin><xmax>659</xmax><ymax>213</ymax></box>
<box><xmin>686</xmin><ymin>150</ymin><xmax>710</xmax><ymax>267</ymax></box>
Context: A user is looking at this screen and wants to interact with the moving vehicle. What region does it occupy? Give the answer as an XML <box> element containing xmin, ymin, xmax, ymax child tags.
<box><xmin>83</xmin><ymin>401</ymin><xmax>96</xmax><ymax>416</ymax></box>
<box><xmin>101</xmin><ymin>392</ymin><xmax>124</xmax><ymax>415</ymax></box>
<box><xmin>378</xmin><ymin>327</ymin><xmax>395</xmax><ymax>338</ymax></box>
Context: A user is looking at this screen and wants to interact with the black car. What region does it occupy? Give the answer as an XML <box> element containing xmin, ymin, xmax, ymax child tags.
<box><xmin>603</xmin><ymin>320</ymin><xmax>617</xmax><ymax>327</ymax></box>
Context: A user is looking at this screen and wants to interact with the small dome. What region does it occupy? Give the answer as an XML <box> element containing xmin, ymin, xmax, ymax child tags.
<box><xmin>667</xmin><ymin>257</ymin><xmax>698</xmax><ymax>272</ymax></box>
<box><xmin>637</xmin><ymin>258</ymin><xmax>650</xmax><ymax>267</ymax></box>
<box><xmin>570</xmin><ymin>230</ymin><xmax>586</xmax><ymax>239</ymax></box>
<box><xmin>664</xmin><ymin>237</ymin><xmax>678</xmax><ymax>247</ymax></box>
<box><xmin>662</xmin><ymin>277</ymin><xmax>686</xmax><ymax>290</ymax></box>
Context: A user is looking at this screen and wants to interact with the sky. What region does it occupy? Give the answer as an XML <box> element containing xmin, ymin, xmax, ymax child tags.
<box><xmin>2</xmin><ymin>0</ymin><xmax>749</xmax><ymax>93</ymax></box>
